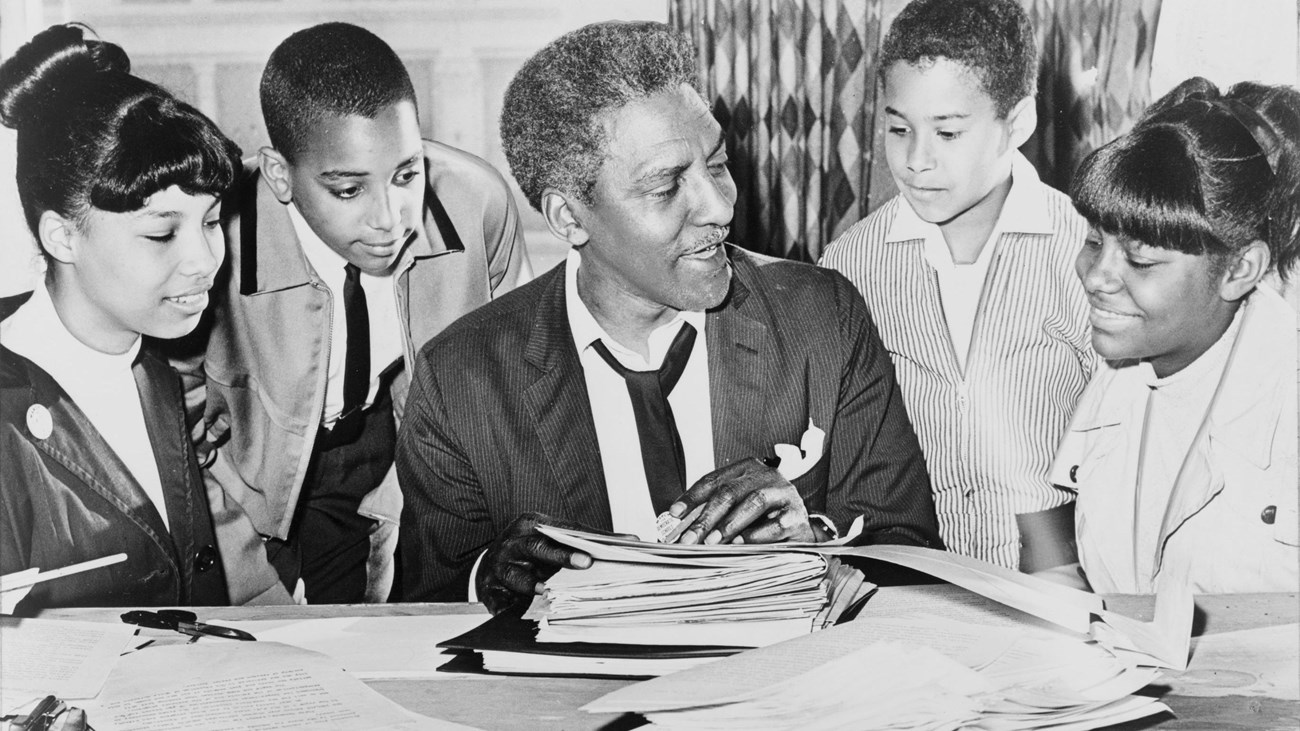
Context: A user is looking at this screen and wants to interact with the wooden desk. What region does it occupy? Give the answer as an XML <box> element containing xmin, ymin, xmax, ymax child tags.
<box><xmin>39</xmin><ymin>587</ymin><xmax>1298</xmax><ymax>731</ymax></box>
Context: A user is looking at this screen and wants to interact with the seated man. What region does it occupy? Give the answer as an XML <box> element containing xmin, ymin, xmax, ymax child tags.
<box><xmin>397</xmin><ymin>20</ymin><xmax>941</xmax><ymax>613</ymax></box>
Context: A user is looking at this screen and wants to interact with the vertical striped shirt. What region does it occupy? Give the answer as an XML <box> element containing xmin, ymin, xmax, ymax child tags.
<box><xmin>821</xmin><ymin>154</ymin><xmax>1095</xmax><ymax>568</ymax></box>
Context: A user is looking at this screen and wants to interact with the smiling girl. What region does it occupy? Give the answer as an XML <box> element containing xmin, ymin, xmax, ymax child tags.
<box><xmin>0</xmin><ymin>25</ymin><xmax>251</xmax><ymax>612</ymax></box>
<box><xmin>1046</xmin><ymin>77</ymin><xmax>1299</xmax><ymax>593</ymax></box>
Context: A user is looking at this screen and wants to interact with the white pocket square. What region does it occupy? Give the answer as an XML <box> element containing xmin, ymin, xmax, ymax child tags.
<box><xmin>774</xmin><ymin>419</ymin><xmax>825</xmax><ymax>481</ymax></box>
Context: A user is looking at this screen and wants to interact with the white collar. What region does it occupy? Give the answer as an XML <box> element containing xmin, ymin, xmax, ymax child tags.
<box><xmin>287</xmin><ymin>201</ymin><xmax>350</xmax><ymax>281</ymax></box>
<box><xmin>1072</xmin><ymin>288</ymin><xmax>1293</xmax><ymax>470</ymax></box>
<box><xmin>885</xmin><ymin>151</ymin><xmax>1056</xmax><ymax>244</ymax></box>
<box><xmin>2</xmin><ymin>283</ymin><xmax>141</xmax><ymax>373</ymax></box>
<box><xmin>1141</xmin><ymin>304</ymin><xmax>1245</xmax><ymax>391</ymax></box>
<box><xmin>564</xmin><ymin>248</ymin><xmax>706</xmax><ymax>369</ymax></box>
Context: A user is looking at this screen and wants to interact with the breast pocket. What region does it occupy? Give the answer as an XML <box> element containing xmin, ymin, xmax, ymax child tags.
<box><xmin>1050</xmin><ymin>422</ymin><xmax>1124</xmax><ymax>493</ymax></box>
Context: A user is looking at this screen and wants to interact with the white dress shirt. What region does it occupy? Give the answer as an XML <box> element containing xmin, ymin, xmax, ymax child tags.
<box><xmin>1</xmin><ymin>284</ymin><xmax>168</xmax><ymax>529</ymax></box>
<box><xmin>288</xmin><ymin>203</ymin><xmax>404</xmax><ymax>426</ymax></box>
<box><xmin>565</xmin><ymin>248</ymin><xmax>714</xmax><ymax>540</ymax></box>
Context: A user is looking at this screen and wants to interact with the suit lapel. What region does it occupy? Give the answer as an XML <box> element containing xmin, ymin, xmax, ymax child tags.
<box><xmin>522</xmin><ymin>267</ymin><xmax>613</xmax><ymax>530</ymax></box>
<box><xmin>708</xmin><ymin>263</ymin><xmax>776</xmax><ymax>466</ymax></box>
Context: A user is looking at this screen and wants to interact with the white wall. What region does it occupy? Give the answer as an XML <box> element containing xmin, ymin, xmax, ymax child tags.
<box><xmin>1150</xmin><ymin>0</ymin><xmax>1297</xmax><ymax>96</ymax></box>
<box><xmin>0</xmin><ymin>0</ymin><xmax>667</xmax><ymax>295</ymax></box>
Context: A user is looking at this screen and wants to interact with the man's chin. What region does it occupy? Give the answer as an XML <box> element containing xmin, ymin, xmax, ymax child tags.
<box><xmin>686</xmin><ymin>263</ymin><xmax>733</xmax><ymax>312</ymax></box>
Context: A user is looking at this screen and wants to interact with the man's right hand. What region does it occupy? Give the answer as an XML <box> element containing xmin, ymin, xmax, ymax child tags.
<box><xmin>476</xmin><ymin>512</ymin><xmax>595</xmax><ymax>615</ymax></box>
<box><xmin>49</xmin><ymin>707</ymin><xmax>88</xmax><ymax>731</ymax></box>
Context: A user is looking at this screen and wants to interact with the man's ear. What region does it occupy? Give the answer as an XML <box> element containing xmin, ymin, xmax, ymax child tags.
<box><xmin>1219</xmin><ymin>240</ymin><xmax>1271</xmax><ymax>302</ymax></box>
<box><xmin>259</xmin><ymin>147</ymin><xmax>294</xmax><ymax>204</ymax></box>
<box><xmin>37</xmin><ymin>210</ymin><xmax>77</xmax><ymax>265</ymax></box>
<box><xmin>1005</xmin><ymin>95</ymin><xmax>1037</xmax><ymax>149</ymax></box>
<box><xmin>541</xmin><ymin>188</ymin><xmax>590</xmax><ymax>247</ymax></box>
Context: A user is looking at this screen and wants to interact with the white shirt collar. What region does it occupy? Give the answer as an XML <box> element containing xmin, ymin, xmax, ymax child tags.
<box><xmin>287</xmin><ymin>201</ymin><xmax>349</xmax><ymax>280</ymax></box>
<box><xmin>564</xmin><ymin>248</ymin><xmax>706</xmax><ymax>370</ymax></box>
<box><xmin>885</xmin><ymin>151</ymin><xmax>1057</xmax><ymax>244</ymax></box>
<box><xmin>1141</xmin><ymin>303</ymin><xmax>1246</xmax><ymax>391</ymax></box>
<box><xmin>2</xmin><ymin>283</ymin><xmax>141</xmax><ymax>372</ymax></box>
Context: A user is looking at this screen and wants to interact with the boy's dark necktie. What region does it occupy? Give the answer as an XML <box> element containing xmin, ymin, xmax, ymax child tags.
<box><xmin>590</xmin><ymin>323</ymin><xmax>697</xmax><ymax>513</ymax></box>
<box><xmin>335</xmin><ymin>263</ymin><xmax>370</xmax><ymax>441</ymax></box>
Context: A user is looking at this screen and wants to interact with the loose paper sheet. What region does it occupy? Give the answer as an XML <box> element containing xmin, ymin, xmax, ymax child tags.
<box><xmin>215</xmin><ymin>614</ymin><xmax>489</xmax><ymax>679</ymax></box>
<box><xmin>81</xmin><ymin>641</ymin><xmax>480</xmax><ymax>731</ymax></box>
<box><xmin>586</xmin><ymin>614</ymin><xmax>1169</xmax><ymax>730</ymax></box>
<box><xmin>0</xmin><ymin>617</ymin><xmax>137</xmax><ymax>711</ymax></box>
<box><xmin>826</xmin><ymin>544</ymin><xmax>1103</xmax><ymax>633</ymax></box>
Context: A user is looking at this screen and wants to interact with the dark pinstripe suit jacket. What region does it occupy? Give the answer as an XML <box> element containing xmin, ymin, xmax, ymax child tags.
<box><xmin>397</xmin><ymin>246</ymin><xmax>939</xmax><ymax>600</ymax></box>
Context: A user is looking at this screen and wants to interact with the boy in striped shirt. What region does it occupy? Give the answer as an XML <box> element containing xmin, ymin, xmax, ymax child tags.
<box><xmin>821</xmin><ymin>0</ymin><xmax>1094</xmax><ymax>569</ymax></box>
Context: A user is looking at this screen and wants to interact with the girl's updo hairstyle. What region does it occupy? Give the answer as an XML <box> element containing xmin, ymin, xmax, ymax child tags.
<box><xmin>1071</xmin><ymin>77</ymin><xmax>1300</xmax><ymax>282</ymax></box>
<box><xmin>0</xmin><ymin>24</ymin><xmax>242</xmax><ymax>240</ymax></box>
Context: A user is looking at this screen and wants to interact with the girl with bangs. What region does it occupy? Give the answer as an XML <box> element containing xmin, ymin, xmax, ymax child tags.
<box><xmin>1040</xmin><ymin>77</ymin><xmax>1299</xmax><ymax>594</ymax></box>
<box><xmin>0</xmin><ymin>24</ymin><xmax>279</xmax><ymax>612</ymax></box>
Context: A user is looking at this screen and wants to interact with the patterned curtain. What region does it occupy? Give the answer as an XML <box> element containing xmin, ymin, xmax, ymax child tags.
<box><xmin>670</xmin><ymin>0</ymin><xmax>1162</xmax><ymax>261</ymax></box>
<box><xmin>670</xmin><ymin>0</ymin><xmax>886</xmax><ymax>262</ymax></box>
<box><xmin>1023</xmin><ymin>0</ymin><xmax>1163</xmax><ymax>190</ymax></box>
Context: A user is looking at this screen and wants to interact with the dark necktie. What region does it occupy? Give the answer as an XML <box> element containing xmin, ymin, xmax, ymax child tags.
<box><xmin>591</xmin><ymin>323</ymin><xmax>697</xmax><ymax>513</ymax></box>
<box><xmin>336</xmin><ymin>263</ymin><xmax>370</xmax><ymax>440</ymax></box>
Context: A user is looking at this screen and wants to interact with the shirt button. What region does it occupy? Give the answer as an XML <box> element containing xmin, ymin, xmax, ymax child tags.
<box><xmin>1261</xmin><ymin>505</ymin><xmax>1277</xmax><ymax>525</ymax></box>
<box><xmin>1069</xmin><ymin>465</ymin><xmax>1079</xmax><ymax>483</ymax></box>
<box><xmin>194</xmin><ymin>545</ymin><xmax>218</xmax><ymax>573</ymax></box>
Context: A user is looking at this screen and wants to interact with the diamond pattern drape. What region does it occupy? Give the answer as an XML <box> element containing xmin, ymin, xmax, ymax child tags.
<box><xmin>670</xmin><ymin>0</ymin><xmax>1163</xmax><ymax>261</ymax></box>
<box><xmin>671</xmin><ymin>0</ymin><xmax>885</xmax><ymax>262</ymax></box>
<box><xmin>1024</xmin><ymin>0</ymin><xmax>1163</xmax><ymax>190</ymax></box>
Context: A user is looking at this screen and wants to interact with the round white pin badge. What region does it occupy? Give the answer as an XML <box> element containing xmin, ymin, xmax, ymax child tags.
<box><xmin>26</xmin><ymin>404</ymin><xmax>53</xmax><ymax>440</ymax></box>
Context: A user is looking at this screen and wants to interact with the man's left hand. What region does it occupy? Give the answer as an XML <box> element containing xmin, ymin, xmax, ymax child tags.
<box><xmin>669</xmin><ymin>458</ymin><xmax>824</xmax><ymax>545</ymax></box>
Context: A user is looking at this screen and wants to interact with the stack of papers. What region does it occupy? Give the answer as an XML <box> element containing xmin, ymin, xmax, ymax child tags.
<box><xmin>531</xmin><ymin>552</ymin><xmax>829</xmax><ymax>647</ymax></box>
<box><xmin>437</xmin><ymin>526</ymin><xmax>873</xmax><ymax>677</ymax></box>
<box><xmin>528</xmin><ymin>526</ymin><xmax>873</xmax><ymax>648</ymax></box>
<box><xmin>585</xmin><ymin>614</ymin><xmax>1170</xmax><ymax>730</ymax></box>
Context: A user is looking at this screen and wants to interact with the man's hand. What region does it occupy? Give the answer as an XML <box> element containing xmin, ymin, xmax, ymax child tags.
<box><xmin>48</xmin><ymin>706</ymin><xmax>88</xmax><ymax>731</ymax></box>
<box><xmin>670</xmin><ymin>458</ymin><xmax>822</xmax><ymax>545</ymax></box>
<box><xmin>476</xmin><ymin>512</ymin><xmax>595</xmax><ymax>615</ymax></box>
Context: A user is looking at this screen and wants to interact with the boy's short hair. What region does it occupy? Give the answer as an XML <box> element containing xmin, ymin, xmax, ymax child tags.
<box><xmin>879</xmin><ymin>0</ymin><xmax>1037</xmax><ymax>117</ymax></box>
<box><xmin>260</xmin><ymin>22</ymin><xmax>417</xmax><ymax>161</ymax></box>
<box><xmin>500</xmin><ymin>20</ymin><xmax>700</xmax><ymax>211</ymax></box>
